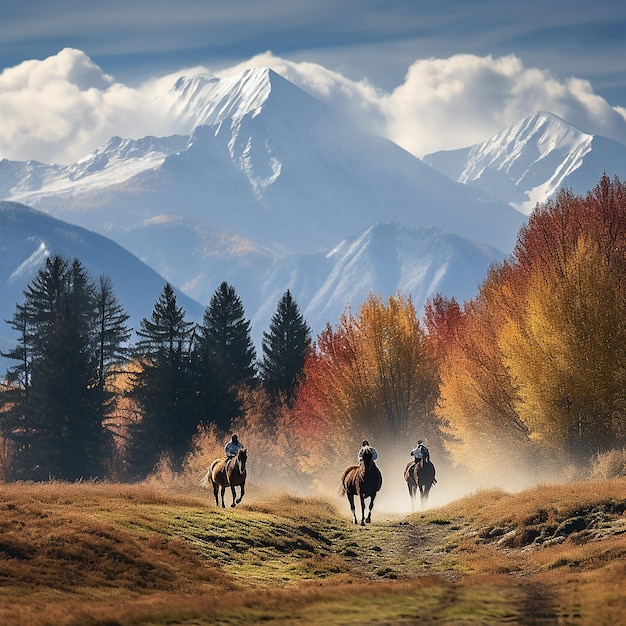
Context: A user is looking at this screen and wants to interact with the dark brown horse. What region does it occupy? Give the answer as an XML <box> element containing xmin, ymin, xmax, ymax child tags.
<box><xmin>341</xmin><ymin>446</ymin><xmax>383</xmax><ymax>525</ymax></box>
<box><xmin>200</xmin><ymin>448</ymin><xmax>247</xmax><ymax>508</ymax></box>
<box><xmin>404</xmin><ymin>459</ymin><xmax>436</xmax><ymax>509</ymax></box>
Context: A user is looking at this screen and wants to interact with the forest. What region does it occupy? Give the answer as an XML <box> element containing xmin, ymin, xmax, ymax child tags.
<box><xmin>1</xmin><ymin>174</ymin><xmax>625</xmax><ymax>490</ymax></box>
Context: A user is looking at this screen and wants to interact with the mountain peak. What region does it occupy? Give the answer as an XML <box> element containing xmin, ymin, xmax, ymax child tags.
<box><xmin>166</xmin><ymin>67</ymin><xmax>279</xmax><ymax>130</ymax></box>
<box><xmin>424</xmin><ymin>109</ymin><xmax>604</xmax><ymax>213</ymax></box>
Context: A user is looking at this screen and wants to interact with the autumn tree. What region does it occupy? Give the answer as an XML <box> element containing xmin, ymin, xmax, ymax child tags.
<box><xmin>499</xmin><ymin>176</ymin><xmax>626</xmax><ymax>457</ymax></box>
<box><xmin>293</xmin><ymin>293</ymin><xmax>441</xmax><ymax>475</ymax></box>
<box><xmin>424</xmin><ymin>273</ymin><xmax>532</xmax><ymax>479</ymax></box>
<box><xmin>430</xmin><ymin>174</ymin><xmax>626</xmax><ymax>474</ymax></box>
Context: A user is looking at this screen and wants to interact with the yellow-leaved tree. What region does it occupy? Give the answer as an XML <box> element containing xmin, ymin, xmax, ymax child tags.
<box><xmin>429</xmin><ymin>175</ymin><xmax>626</xmax><ymax>476</ymax></box>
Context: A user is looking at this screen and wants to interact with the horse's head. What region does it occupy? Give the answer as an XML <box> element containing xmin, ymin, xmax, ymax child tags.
<box><xmin>361</xmin><ymin>446</ymin><xmax>373</xmax><ymax>467</ymax></box>
<box><xmin>236</xmin><ymin>447</ymin><xmax>247</xmax><ymax>472</ymax></box>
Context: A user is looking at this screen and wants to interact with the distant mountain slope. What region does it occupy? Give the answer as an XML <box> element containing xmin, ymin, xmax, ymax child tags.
<box><xmin>283</xmin><ymin>222</ymin><xmax>505</xmax><ymax>336</ymax></box>
<box><xmin>0</xmin><ymin>202</ymin><xmax>503</xmax><ymax>371</ymax></box>
<box><xmin>0</xmin><ymin>67</ymin><xmax>520</xmax><ymax>366</ymax></box>
<box><xmin>0</xmin><ymin>202</ymin><xmax>204</xmax><ymax>364</ymax></box>
<box><xmin>424</xmin><ymin>111</ymin><xmax>626</xmax><ymax>213</ymax></box>
<box><xmin>1</xmin><ymin>68</ymin><xmax>524</xmax><ymax>257</ymax></box>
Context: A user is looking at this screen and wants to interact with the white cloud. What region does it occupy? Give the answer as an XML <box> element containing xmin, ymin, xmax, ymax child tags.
<box><xmin>0</xmin><ymin>48</ymin><xmax>169</xmax><ymax>164</ymax></box>
<box><xmin>1</xmin><ymin>49</ymin><xmax>626</xmax><ymax>165</ymax></box>
<box><xmin>208</xmin><ymin>52</ymin><xmax>626</xmax><ymax>157</ymax></box>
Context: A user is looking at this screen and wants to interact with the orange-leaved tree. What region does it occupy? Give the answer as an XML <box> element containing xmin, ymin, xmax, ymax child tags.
<box><xmin>429</xmin><ymin>174</ymin><xmax>626</xmax><ymax>475</ymax></box>
<box><xmin>292</xmin><ymin>293</ymin><xmax>441</xmax><ymax>478</ymax></box>
<box><xmin>499</xmin><ymin>176</ymin><xmax>626</xmax><ymax>457</ymax></box>
<box><xmin>424</xmin><ymin>281</ymin><xmax>532</xmax><ymax>480</ymax></box>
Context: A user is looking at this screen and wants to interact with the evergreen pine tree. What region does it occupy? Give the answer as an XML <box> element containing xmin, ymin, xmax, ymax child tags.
<box><xmin>128</xmin><ymin>283</ymin><xmax>195</xmax><ymax>476</ymax></box>
<box><xmin>192</xmin><ymin>282</ymin><xmax>257</xmax><ymax>431</ymax></box>
<box><xmin>259</xmin><ymin>290</ymin><xmax>311</xmax><ymax>403</ymax></box>
<box><xmin>0</xmin><ymin>256</ymin><xmax>120</xmax><ymax>480</ymax></box>
<box><xmin>94</xmin><ymin>275</ymin><xmax>131</xmax><ymax>390</ymax></box>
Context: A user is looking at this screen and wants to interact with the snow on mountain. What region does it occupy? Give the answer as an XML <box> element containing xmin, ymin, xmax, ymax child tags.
<box><xmin>1</xmin><ymin>67</ymin><xmax>525</xmax><ymax>257</ymax></box>
<box><xmin>286</xmin><ymin>222</ymin><xmax>504</xmax><ymax>337</ymax></box>
<box><xmin>424</xmin><ymin>111</ymin><xmax>626</xmax><ymax>214</ymax></box>
<box><xmin>159</xmin><ymin>69</ymin><xmax>274</xmax><ymax>131</ymax></box>
<box><xmin>0</xmin><ymin>201</ymin><xmax>204</xmax><ymax>367</ymax></box>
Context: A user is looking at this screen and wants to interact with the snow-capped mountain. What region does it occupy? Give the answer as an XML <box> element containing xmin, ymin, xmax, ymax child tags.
<box><xmin>0</xmin><ymin>67</ymin><xmax>524</xmax><ymax>257</ymax></box>
<box><xmin>283</xmin><ymin>222</ymin><xmax>504</xmax><ymax>337</ymax></box>
<box><xmin>424</xmin><ymin>111</ymin><xmax>626</xmax><ymax>213</ymax></box>
<box><xmin>0</xmin><ymin>201</ymin><xmax>204</xmax><ymax>364</ymax></box>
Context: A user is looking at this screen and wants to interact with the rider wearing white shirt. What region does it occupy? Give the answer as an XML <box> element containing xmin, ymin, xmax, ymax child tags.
<box><xmin>225</xmin><ymin>434</ymin><xmax>244</xmax><ymax>458</ymax></box>
<box><xmin>410</xmin><ymin>440</ymin><xmax>430</xmax><ymax>464</ymax></box>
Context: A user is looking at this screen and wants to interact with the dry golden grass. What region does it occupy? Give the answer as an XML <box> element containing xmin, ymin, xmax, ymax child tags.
<box><xmin>0</xmin><ymin>478</ymin><xmax>623</xmax><ymax>625</ymax></box>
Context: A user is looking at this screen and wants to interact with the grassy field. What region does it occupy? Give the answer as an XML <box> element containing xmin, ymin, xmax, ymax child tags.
<box><xmin>0</xmin><ymin>478</ymin><xmax>624</xmax><ymax>625</ymax></box>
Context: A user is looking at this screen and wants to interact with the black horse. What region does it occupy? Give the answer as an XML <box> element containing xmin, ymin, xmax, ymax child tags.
<box><xmin>341</xmin><ymin>446</ymin><xmax>383</xmax><ymax>525</ymax></box>
<box><xmin>404</xmin><ymin>459</ymin><xmax>436</xmax><ymax>509</ymax></box>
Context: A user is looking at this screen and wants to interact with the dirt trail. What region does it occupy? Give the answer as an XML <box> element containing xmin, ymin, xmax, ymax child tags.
<box><xmin>332</xmin><ymin>513</ymin><xmax>459</xmax><ymax>580</ymax></box>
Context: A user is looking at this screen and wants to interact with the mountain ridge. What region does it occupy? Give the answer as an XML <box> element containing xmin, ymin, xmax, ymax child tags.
<box><xmin>424</xmin><ymin>110</ymin><xmax>626</xmax><ymax>212</ymax></box>
<box><xmin>0</xmin><ymin>202</ymin><xmax>503</xmax><ymax>370</ymax></box>
<box><xmin>1</xmin><ymin>66</ymin><xmax>525</xmax><ymax>254</ymax></box>
<box><xmin>8</xmin><ymin>68</ymin><xmax>607</xmax><ymax>368</ymax></box>
<box><xmin>0</xmin><ymin>201</ymin><xmax>205</xmax><ymax>359</ymax></box>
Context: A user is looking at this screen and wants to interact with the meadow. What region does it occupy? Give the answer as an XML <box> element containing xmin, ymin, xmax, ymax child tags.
<box><xmin>0</xmin><ymin>476</ymin><xmax>624</xmax><ymax>625</ymax></box>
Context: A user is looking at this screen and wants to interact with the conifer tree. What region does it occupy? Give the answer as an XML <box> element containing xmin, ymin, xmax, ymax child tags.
<box><xmin>0</xmin><ymin>256</ymin><xmax>124</xmax><ymax>480</ymax></box>
<box><xmin>94</xmin><ymin>275</ymin><xmax>131</xmax><ymax>390</ymax></box>
<box><xmin>259</xmin><ymin>290</ymin><xmax>311</xmax><ymax>403</ymax></box>
<box><xmin>193</xmin><ymin>282</ymin><xmax>257</xmax><ymax>431</ymax></box>
<box><xmin>128</xmin><ymin>283</ymin><xmax>195</xmax><ymax>476</ymax></box>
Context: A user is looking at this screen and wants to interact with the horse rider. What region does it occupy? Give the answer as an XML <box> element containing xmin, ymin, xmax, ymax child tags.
<box><xmin>357</xmin><ymin>439</ymin><xmax>378</xmax><ymax>465</ymax></box>
<box><xmin>225</xmin><ymin>434</ymin><xmax>244</xmax><ymax>459</ymax></box>
<box><xmin>410</xmin><ymin>440</ymin><xmax>430</xmax><ymax>466</ymax></box>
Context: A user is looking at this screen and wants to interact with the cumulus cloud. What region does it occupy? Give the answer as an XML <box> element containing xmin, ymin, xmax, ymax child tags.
<box><xmin>0</xmin><ymin>48</ymin><xmax>170</xmax><ymax>164</ymax></box>
<box><xmin>382</xmin><ymin>54</ymin><xmax>626</xmax><ymax>156</ymax></box>
<box><xmin>1</xmin><ymin>48</ymin><xmax>626</xmax><ymax>165</ymax></box>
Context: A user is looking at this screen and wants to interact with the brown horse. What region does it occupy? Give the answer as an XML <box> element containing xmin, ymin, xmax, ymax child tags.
<box><xmin>404</xmin><ymin>459</ymin><xmax>436</xmax><ymax>509</ymax></box>
<box><xmin>341</xmin><ymin>446</ymin><xmax>383</xmax><ymax>525</ymax></box>
<box><xmin>200</xmin><ymin>448</ymin><xmax>247</xmax><ymax>508</ymax></box>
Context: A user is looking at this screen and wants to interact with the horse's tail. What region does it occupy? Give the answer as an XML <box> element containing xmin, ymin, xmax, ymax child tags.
<box><xmin>339</xmin><ymin>466</ymin><xmax>352</xmax><ymax>496</ymax></box>
<box><xmin>199</xmin><ymin>467</ymin><xmax>212</xmax><ymax>488</ymax></box>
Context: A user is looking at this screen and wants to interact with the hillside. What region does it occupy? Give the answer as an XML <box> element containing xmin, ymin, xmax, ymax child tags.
<box><xmin>0</xmin><ymin>201</ymin><xmax>204</xmax><ymax>364</ymax></box>
<box><xmin>0</xmin><ymin>479</ymin><xmax>623</xmax><ymax>625</ymax></box>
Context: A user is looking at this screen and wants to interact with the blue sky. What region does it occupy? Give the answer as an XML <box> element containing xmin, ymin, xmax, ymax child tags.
<box><xmin>1</xmin><ymin>1</ymin><xmax>626</xmax><ymax>164</ymax></box>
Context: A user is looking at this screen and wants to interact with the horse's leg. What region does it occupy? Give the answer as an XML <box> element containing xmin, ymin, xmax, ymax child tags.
<box><xmin>408</xmin><ymin>481</ymin><xmax>416</xmax><ymax>512</ymax></box>
<box><xmin>235</xmin><ymin>482</ymin><xmax>244</xmax><ymax>505</ymax></box>
<box><xmin>220</xmin><ymin>486</ymin><xmax>227</xmax><ymax>508</ymax></box>
<box><xmin>347</xmin><ymin>492</ymin><xmax>357</xmax><ymax>524</ymax></box>
<box><xmin>212</xmin><ymin>481</ymin><xmax>220</xmax><ymax>507</ymax></box>
<box><xmin>420</xmin><ymin>485</ymin><xmax>429</xmax><ymax>508</ymax></box>
<box><xmin>366</xmin><ymin>494</ymin><xmax>376</xmax><ymax>524</ymax></box>
<box><xmin>360</xmin><ymin>494</ymin><xmax>366</xmax><ymax>526</ymax></box>
<box><xmin>230</xmin><ymin>484</ymin><xmax>237</xmax><ymax>507</ymax></box>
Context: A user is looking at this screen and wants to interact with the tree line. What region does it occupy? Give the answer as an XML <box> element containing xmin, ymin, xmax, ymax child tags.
<box><xmin>284</xmin><ymin>174</ymin><xmax>626</xmax><ymax>481</ymax></box>
<box><xmin>2</xmin><ymin>174</ymin><xmax>625</xmax><ymax>485</ymax></box>
<box><xmin>0</xmin><ymin>263</ymin><xmax>310</xmax><ymax>481</ymax></box>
